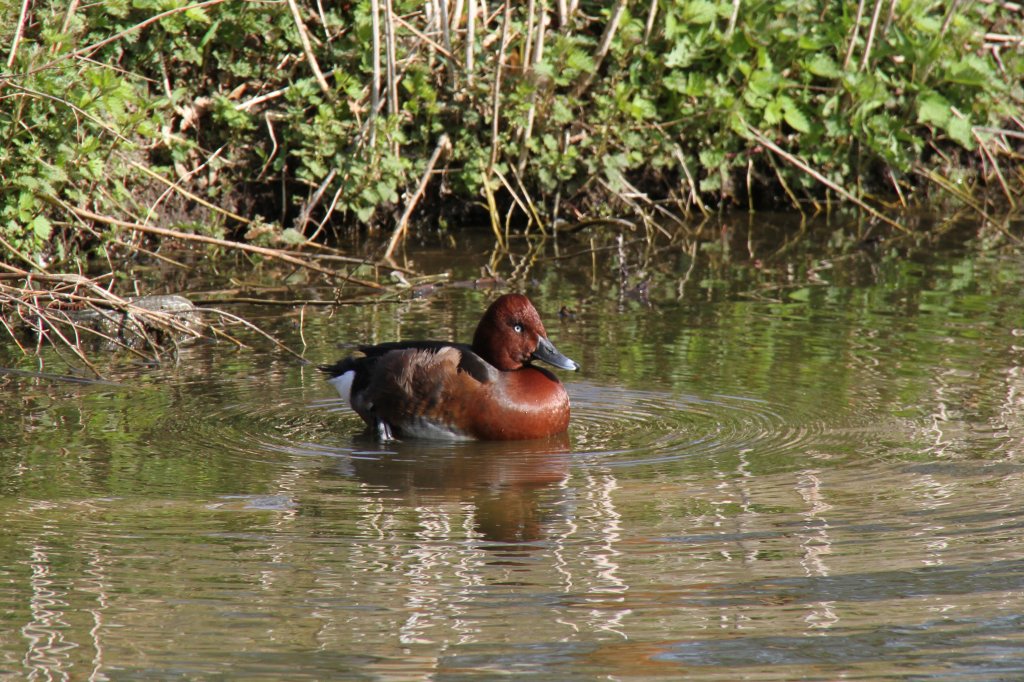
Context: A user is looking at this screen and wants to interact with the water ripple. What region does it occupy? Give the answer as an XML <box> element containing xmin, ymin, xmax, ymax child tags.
<box><xmin>189</xmin><ymin>373</ymin><xmax>895</xmax><ymax>482</ymax></box>
<box><xmin>568</xmin><ymin>381</ymin><xmax>836</xmax><ymax>467</ymax></box>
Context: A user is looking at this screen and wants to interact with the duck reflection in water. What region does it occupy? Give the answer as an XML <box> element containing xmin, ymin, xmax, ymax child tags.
<box><xmin>339</xmin><ymin>433</ymin><xmax>571</xmax><ymax>545</ymax></box>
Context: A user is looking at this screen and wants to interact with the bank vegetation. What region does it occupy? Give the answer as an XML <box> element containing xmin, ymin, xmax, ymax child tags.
<box><xmin>0</xmin><ymin>0</ymin><xmax>1022</xmax><ymax>362</ymax></box>
<box><xmin>3</xmin><ymin>0</ymin><xmax>1024</xmax><ymax>265</ymax></box>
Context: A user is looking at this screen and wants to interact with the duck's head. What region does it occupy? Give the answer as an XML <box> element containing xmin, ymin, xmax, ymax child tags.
<box><xmin>472</xmin><ymin>294</ymin><xmax>580</xmax><ymax>372</ymax></box>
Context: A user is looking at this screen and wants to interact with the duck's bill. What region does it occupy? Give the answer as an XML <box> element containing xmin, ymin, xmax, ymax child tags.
<box><xmin>532</xmin><ymin>336</ymin><xmax>580</xmax><ymax>371</ymax></box>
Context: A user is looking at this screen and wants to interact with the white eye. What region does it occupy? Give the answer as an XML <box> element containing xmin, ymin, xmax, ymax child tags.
<box><xmin>513</xmin><ymin>323</ymin><xmax>523</xmax><ymax>333</ymax></box>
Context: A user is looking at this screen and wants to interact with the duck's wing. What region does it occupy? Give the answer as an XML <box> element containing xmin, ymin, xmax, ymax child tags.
<box><xmin>319</xmin><ymin>341</ymin><xmax>452</xmax><ymax>381</ymax></box>
<box><xmin>323</xmin><ymin>341</ymin><xmax>498</xmax><ymax>385</ymax></box>
<box><xmin>358</xmin><ymin>340</ymin><xmax>455</xmax><ymax>356</ymax></box>
<box><xmin>364</xmin><ymin>345</ymin><xmax>494</xmax><ymax>440</ymax></box>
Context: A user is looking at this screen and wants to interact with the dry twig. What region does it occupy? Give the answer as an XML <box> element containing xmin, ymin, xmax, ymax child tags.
<box><xmin>286</xmin><ymin>0</ymin><xmax>333</xmax><ymax>96</ymax></box>
<box><xmin>383</xmin><ymin>133</ymin><xmax>452</xmax><ymax>260</ymax></box>
<box><xmin>55</xmin><ymin>201</ymin><xmax>386</xmax><ymax>289</ymax></box>
<box><xmin>747</xmin><ymin>125</ymin><xmax>907</xmax><ymax>232</ymax></box>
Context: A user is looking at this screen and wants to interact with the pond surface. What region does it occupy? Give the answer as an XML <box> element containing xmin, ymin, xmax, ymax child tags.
<box><xmin>3</xmin><ymin>217</ymin><xmax>1024</xmax><ymax>680</ymax></box>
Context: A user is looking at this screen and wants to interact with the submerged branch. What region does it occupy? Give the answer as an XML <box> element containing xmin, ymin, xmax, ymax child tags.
<box><xmin>0</xmin><ymin>264</ymin><xmax>306</xmax><ymax>376</ymax></box>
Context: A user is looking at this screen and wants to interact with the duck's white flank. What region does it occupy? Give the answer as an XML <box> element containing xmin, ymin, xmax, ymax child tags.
<box><xmin>327</xmin><ymin>370</ymin><xmax>355</xmax><ymax>406</ymax></box>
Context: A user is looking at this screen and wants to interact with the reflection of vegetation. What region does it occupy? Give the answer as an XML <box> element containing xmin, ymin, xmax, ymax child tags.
<box><xmin>0</xmin><ymin>352</ymin><xmax>309</xmax><ymax>499</ymax></box>
<box><xmin>1</xmin><ymin>1</ymin><xmax>1021</xmax><ymax>264</ymax></box>
<box><xmin>571</xmin><ymin>225</ymin><xmax>1024</xmax><ymax>470</ymax></box>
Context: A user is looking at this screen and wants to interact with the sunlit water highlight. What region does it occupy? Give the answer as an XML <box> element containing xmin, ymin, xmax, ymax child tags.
<box><xmin>3</xmin><ymin>229</ymin><xmax>1024</xmax><ymax>680</ymax></box>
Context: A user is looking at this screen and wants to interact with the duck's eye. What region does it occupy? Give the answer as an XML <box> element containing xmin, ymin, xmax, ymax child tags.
<box><xmin>513</xmin><ymin>323</ymin><xmax>523</xmax><ymax>333</ymax></box>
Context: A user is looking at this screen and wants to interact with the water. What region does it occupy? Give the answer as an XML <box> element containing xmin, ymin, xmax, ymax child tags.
<box><xmin>3</xmin><ymin>218</ymin><xmax>1024</xmax><ymax>680</ymax></box>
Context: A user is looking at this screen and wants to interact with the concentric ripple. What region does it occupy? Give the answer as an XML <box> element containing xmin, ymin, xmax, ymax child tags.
<box><xmin>176</xmin><ymin>367</ymin><xmax>899</xmax><ymax>481</ymax></box>
<box><xmin>567</xmin><ymin>380</ymin><xmax>863</xmax><ymax>469</ymax></box>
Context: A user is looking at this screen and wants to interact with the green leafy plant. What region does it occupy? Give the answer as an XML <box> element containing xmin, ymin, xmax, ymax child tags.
<box><xmin>1</xmin><ymin>0</ymin><xmax>1021</xmax><ymax>268</ymax></box>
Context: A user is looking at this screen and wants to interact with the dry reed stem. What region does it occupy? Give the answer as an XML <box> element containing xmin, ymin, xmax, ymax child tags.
<box><xmin>670</xmin><ymin>145</ymin><xmax>710</xmax><ymax>216</ymax></box>
<box><xmin>975</xmin><ymin>131</ymin><xmax>1017</xmax><ymax>209</ymax></box>
<box><xmin>384</xmin><ymin>0</ymin><xmax>400</xmax><ymax>119</ymax></box>
<box><xmin>54</xmin><ymin>0</ymin><xmax>80</xmax><ymax>45</ymax></box>
<box><xmin>19</xmin><ymin>0</ymin><xmax>229</xmax><ymax>79</ymax></box>
<box><xmin>572</xmin><ymin>0</ymin><xmax>627</xmax><ymax>98</ymax></box>
<box><xmin>437</xmin><ymin>0</ymin><xmax>456</xmax><ymax>88</ymax></box>
<box><xmin>236</xmin><ymin>84</ymin><xmax>290</xmax><ymax>112</ymax></box>
<box><xmin>383</xmin><ymin>133</ymin><xmax>452</xmax><ymax>260</ymax></box>
<box><xmin>198</xmin><ymin>307</ymin><xmax>305</xmax><ymax>360</ymax></box>
<box><xmin>492</xmin><ymin>168</ymin><xmax>533</xmax><ymax>231</ymax></box>
<box><xmin>7</xmin><ymin>0</ymin><xmax>31</xmax><ymax>68</ymax></box>
<box><xmin>370</xmin><ymin>0</ymin><xmax>382</xmax><ymax>146</ymax></box>
<box><xmin>916</xmin><ymin>168</ymin><xmax>988</xmax><ymax>215</ymax></box>
<box><xmin>843</xmin><ymin>0</ymin><xmax>867</xmax><ymax>69</ymax></box>
<box><xmin>507</xmin><ymin>164</ymin><xmax>546</xmax><ymax>232</ymax></box>
<box><xmin>300</xmin><ymin>246</ymin><xmax>420</xmax><ymax>274</ymax></box>
<box><xmin>920</xmin><ymin>0</ymin><xmax>965</xmax><ymax>82</ymax></box>
<box><xmin>392</xmin><ymin>13</ymin><xmax>453</xmax><ymax>57</ymax></box>
<box><xmin>765</xmin><ymin>151</ymin><xmax>804</xmax><ymax>212</ymax></box>
<box><xmin>139</xmin><ymin>145</ymin><xmax>229</xmax><ymax>225</ymax></box>
<box><xmin>939</xmin><ymin>0</ymin><xmax>964</xmax><ymax>36</ymax></box>
<box><xmin>483</xmin><ymin>180</ymin><xmax>506</xmax><ymax>250</ymax></box>
<box><xmin>612</xmin><ymin>174</ymin><xmax>685</xmax><ymax>235</ymax></box>
<box><xmin>8</xmin><ymin>83</ymin><xmax>132</xmax><ymax>144</ymax></box>
<box><xmin>516</xmin><ymin>0</ymin><xmax>549</xmax><ymax>177</ymax></box>
<box><xmin>3</xmin><ymin>281</ymin><xmax>176</xmax><ymax>368</ymax></box>
<box><xmin>644</xmin><ymin>0</ymin><xmax>659</xmax><ymax>41</ymax></box>
<box><xmin>294</xmin><ymin>168</ymin><xmax>338</xmax><ymax>239</ymax></box>
<box><xmin>859</xmin><ymin>0</ymin><xmax>886</xmax><ymax>71</ymax></box>
<box><xmin>286</xmin><ymin>0</ymin><xmax>332</xmax><ymax>96</ymax></box>
<box><xmin>516</xmin><ymin>6</ymin><xmax>538</xmax><ymax>175</ymax></box>
<box><xmin>466</xmin><ymin>0</ymin><xmax>477</xmax><ymax>83</ymax></box>
<box><xmin>488</xmin><ymin>1</ymin><xmax>512</xmax><ymax>172</ymax></box>
<box><xmin>0</xmin><ymin>233</ymin><xmax>40</xmax><ymax>271</ymax></box>
<box><xmin>888</xmin><ymin>168</ymin><xmax>908</xmax><ymax>208</ymax></box>
<box><xmin>523</xmin><ymin>0</ymin><xmax>537</xmax><ymax>67</ymax></box>
<box><xmin>193</xmin><ymin>296</ymin><xmax>341</xmax><ymax>306</ymax></box>
<box><xmin>726</xmin><ymin>0</ymin><xmax>740</xmax><ymax>37</ymax></box>
<box><xmin>127</xmin><ymin>159</ymin><xmax>251</xmax><ymax>225</ymax></box>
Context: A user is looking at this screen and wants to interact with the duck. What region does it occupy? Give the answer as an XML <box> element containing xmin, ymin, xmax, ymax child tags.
<box><xmin>321</xmin><ymin>293</ymin><xmax>579</xmax><ymax>441</ymax></box>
